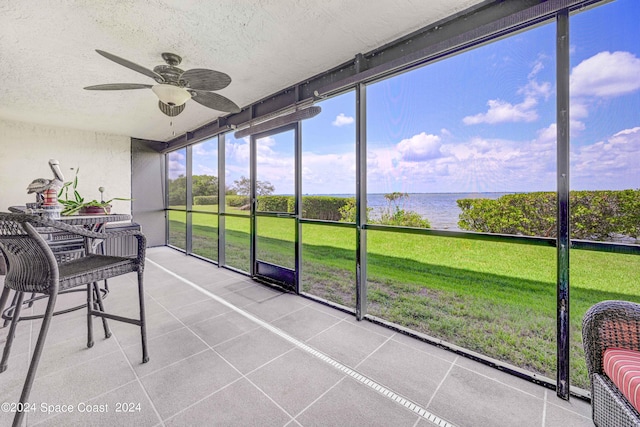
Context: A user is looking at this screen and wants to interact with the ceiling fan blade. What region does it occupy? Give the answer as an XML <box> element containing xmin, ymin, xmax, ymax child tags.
<box><xmin>180</xmin><ymin>68</ymin><xmax>231</xmax><ymax>91</ymax></box>
<box><xmin>84</xmin><ymin>83</ymin><xmax>152</xmax><ymax>90</ymax></box>
<box><xmin>190</xmin><ymin>90</ymin><xmax>240</xmax><ymax>113</ymax></box>
<box><xmin>95</xmin><ymin>49</ymin><xmax>164</xmax><ymax>82</ymax></box>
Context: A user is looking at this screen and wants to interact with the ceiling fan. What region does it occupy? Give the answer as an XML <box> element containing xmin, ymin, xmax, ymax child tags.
<box><xmin>84</xmin><ymin>50</ymin><xmax>241</xmax><ymax>117</ymax></box>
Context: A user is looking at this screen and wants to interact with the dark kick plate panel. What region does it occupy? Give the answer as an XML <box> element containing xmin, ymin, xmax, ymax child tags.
<box><xmin>256</xmin><ymin>261</ymin><xmax>295</xmax><ymax>291</ymax></box>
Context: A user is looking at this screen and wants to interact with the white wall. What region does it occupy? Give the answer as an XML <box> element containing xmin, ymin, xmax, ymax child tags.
<box><xmin>0</xmin><ymin>119</ymin><xmax>131</xmax><ymax>215</ymax></box>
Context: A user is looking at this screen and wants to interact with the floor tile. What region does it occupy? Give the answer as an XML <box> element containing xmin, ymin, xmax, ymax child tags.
<box><xmin>219</xmin><ymin>284</ymin><xmax>283</xmax><ymax>308</ymax></box>
<box><xmin>35</xmin><ymin>380</ymin><xmax>161</xmax><ymax>427</ymax></box>
<box><xmin>140</xmin><ymin>349</ymin><xmax>241</xmax><ymax>420</ymax></box>
<box><xmin>427</xmin><ymin>365</ymin><xmax>544</xmax><ymax>427</ymax></box>
<box><xmin>306</xmin><ymin>320</ymin><xmax>389</xmax><ymax>367</ymax></box>
<box><xmin>390</xmin><ymin>331</ymin><xmax>458</xmax><ymax>362</ymax></box>
<box><xmin>544</xmin><ymin>391</ymin><xmax>593</xmax><ymax>426</ymax></box>
<box><xmin>214</xmin><ymin>327</ymin><xmax>294</xmax><ymax>374</ymax></box>
<box><xmin>109</xmin><ymin>307</ymin><xmax>183</xmax><ymax>348</ymax></box>
<box><xmin>169</xmin><ymin>297</ymin><xmax>232</xmax><ymax>325</ymax></box>
<box><xmin>295</xmin><ymin>377</ymin><xmax>420</xmax><ymax>427</ymax></box>
<box><xmin>188</xmin><ymin>310</ymin><xmax>259</xmax><ymax>347</ymax></box>
<box><xmin>356</xmin><ymin>338</ymin><xmax>454</xmax><ymax>407</ymax></box>
<box><xmin>149</xmin><ymin>286</ymin><xmax>209</xmax><ymax>311</ymax></box>
<box><xmin>34</xmin><ymin>331</ymin><xmax>121</xmax><ymax>378</ymax></box>
<box><xmin>123</xmin><ymin>326</ymin><xmax>208</xmax><ymax>377</ymax></box>
<box><xmin>271</xmin><ymin>305</ymin><xmax>343</xmax><ymax>341</ymax></box>
<box><xmin>247</xmin><ymin>348</ymin><xmax>345</xmax><ymax>416</ymax></box>
<box><xmin>243</xmin><ymin>292</ymin><xmax>309</xmax><ymax>323</ymax></box>
<box><xmin>25</xmin><ymin>351</ymin><xmax>137</xmax><ymax>425</ymax></box>
<box><xmin>164</xmin><ymin>378</ymin><xmax>291</xmax><ymax>426</ymax></box>
<box><xmin>454</xmin><ymin>353</ymin><xmax>548</xmax><ymax>399</ymax></box>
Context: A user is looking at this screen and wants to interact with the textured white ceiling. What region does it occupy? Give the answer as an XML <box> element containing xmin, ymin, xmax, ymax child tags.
<box><xmin>0</xmin><ymin>0</ymin><xmax>483</xmax><ymax>142</ymax></box>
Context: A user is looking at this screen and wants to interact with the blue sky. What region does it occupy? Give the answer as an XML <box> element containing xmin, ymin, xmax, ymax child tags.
<box><xmin>174</xmin><ymin>0</ymin><xmax>639</xmax><ymax>195</ymax></box>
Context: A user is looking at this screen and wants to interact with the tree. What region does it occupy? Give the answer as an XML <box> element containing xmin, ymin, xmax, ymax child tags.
<box><xmin>377</xmin><ymin>192</ymin><xmax>430</xmax><ymax>228</ymax></box>
<box><xmin>232</xmin><ymin>176</ymin><xmax>275</xmax><ymax>196</ymax></box>
<box><xmin>384</xmin><ymin>192</ymin><xmax>409</xmax><ymax>209</ymax></box>
<box><xmin>168</xmin><ymin>175</ymin><xmax>186</xmax><ymax>206</ymax></box>
<box><xmin>192</xmin><ymin>175</ymin><xmax>218</xmax><ymax>197</ymax></box>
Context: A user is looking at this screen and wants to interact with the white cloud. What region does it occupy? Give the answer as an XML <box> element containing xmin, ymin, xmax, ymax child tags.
<box><xmin>570</xmin><ymin>100</ymin><xmax>589</xmax><ymax>120</ymax></box>
<box><xmin>228</xmin><ymin>124</ymin><xmax>639</xmax><ymax>195</ymax></box>
<box><xmin>168</xmin><ymin>159</ymin><xmax>185</xmax><ymax>178</ymax></box>
<box><xmin>463</xmin><ymin>57</ymin><xmax>552</xmax><ymax>126</ymax></box>
<box><xmin>168</xmin><ymin>151</ymin><xmax>185</xmax><ymax>161</ymax></box>
<box><xmin>193</xmin><ymin>144</ymin><xmax>217</xmax><ymax>157</ymax></box>
<box><xmin>225</xmin><ymin>137</ymin><xmax>251</xmax><ymax>164</ymax></box>
<box><xmin>397</xmin><ymin>132</ymin><xmax>442</xmax><ymax>161</ymax></box>
<box><xmin>364</xmin><ymin>123</ymin><xmax>640</xmax><ymax>194</ymax></box>
<box><xmin>302</xmin><ymin>152</ymin><xmax>356</xmax><ymax>194</ymax></box>
<box><xmin>194</xmin><ymin>164</ymin><xmax>217</xmax><ymax>176</ymax></box>
<box><xmin>332</xmin><ymin>113</ymin><xmax>354</xmax><ymax>127</ymax></box>
<box><xmin>570</xmin><ymin>51</ymin><xmax>640</xmax><ymax>98</ymax></box>
<box><xmin>520</xmin><ymin>79</ymin><xmax>551</xmax><ymax>100</ymax></box>
<box><xmin>366</xmin><ymin>122</ymin><xmax>565</xmax><ymax>193</ymax></box>
<box><xmin>528</xmin><ymin>55</ymin><xmax>546</xmax><ymax>79</ymax></box>
<box><xmin>571</xmin><ymin>127</ymin><xmax>640</xmax><ymax>189</ymax></box>
<box><xmin>463</xmin><ymin>96</ymin><xmax>539</xmax><ymax>125</ymax></box>
<box><xmin>167</xmin><ymin>151</ymin><xmax>185</xmax><ymax>178</ymax></box>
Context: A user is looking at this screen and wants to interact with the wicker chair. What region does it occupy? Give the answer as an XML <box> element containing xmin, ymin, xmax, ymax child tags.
<box><xmin>583</xmin><ymin>300</ymin><xmax>640</xmax><ymax>427</ymax></box>
<box><xmin>0</xmin><ymin>212</ymin><xmax>149</xmax><ymax>427</ymax></box>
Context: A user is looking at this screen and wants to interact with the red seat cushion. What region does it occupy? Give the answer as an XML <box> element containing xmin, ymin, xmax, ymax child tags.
<box><xmin>603</xmin><ymin>348</ymin><xmax>640</xmax><ymax>413</ymax></box>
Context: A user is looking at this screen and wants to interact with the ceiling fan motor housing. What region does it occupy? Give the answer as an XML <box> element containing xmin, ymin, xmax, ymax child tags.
<box><xmin>153</xmin><ymin>65</ymin><xmax>184</xmax><ymax>85</ymax></box>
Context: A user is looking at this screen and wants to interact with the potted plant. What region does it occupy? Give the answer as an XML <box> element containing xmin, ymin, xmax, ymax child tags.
<box><xmin>57</xmin><ymin>169</ymin><xmax>130</xmax><ymax>216</ymax></box>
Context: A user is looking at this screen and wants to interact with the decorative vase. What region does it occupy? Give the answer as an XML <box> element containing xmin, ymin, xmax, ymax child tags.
<box><xmin>79</xmin><ymin>205</ymin><xmax>111</xmax><ymax>215</ymax></box>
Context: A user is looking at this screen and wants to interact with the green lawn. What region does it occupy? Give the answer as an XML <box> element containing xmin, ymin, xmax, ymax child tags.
<box><xmin>167</xmin><ymin>207</ymin><xmax>640</xmax><ymax>389</ymax></box>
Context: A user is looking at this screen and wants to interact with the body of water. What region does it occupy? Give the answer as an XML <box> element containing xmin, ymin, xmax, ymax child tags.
<box><xmin>327</xmin><ymin>192</ymin><xmax>511</xmax><ymax>230</ymax></box>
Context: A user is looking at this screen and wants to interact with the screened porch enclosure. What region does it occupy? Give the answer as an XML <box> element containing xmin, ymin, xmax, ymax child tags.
<box><xmin>164</xmin><ymin>0</ymin><xmax>640</xmax><ymax>402</ymax></box>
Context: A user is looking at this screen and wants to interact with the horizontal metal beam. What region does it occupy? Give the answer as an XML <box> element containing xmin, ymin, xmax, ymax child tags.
<box><xmin>234</xmin><ymin>107</ymin><xmax>321</xmax><ymax>139</ymax></box>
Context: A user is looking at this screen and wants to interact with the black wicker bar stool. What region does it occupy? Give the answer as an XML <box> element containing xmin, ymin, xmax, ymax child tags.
<box><xmin>0</xmin><ymin>212</ymin><xmax>149</xmax><ymax>427</ymax></box>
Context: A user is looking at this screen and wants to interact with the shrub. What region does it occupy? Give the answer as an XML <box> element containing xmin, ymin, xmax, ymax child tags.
<box><xmin>226</xmin><ymin>195</ymin><xmax>250</xmax><ymax>207</ymax></box>
<box><xmin>193</xmin><ymin>195</ymin><xmax>218</xmax><ymax>205</ymax></box>
<box><xmin>617</xmin><ymin>189</ymin><xmax>640</xmax><ymax>239</ymax></box>
<box><xmin>372</xmin><ymin>192</ymin><xmax>431</xmax><ymax>228</ymax></box>
<box><xmin>300</xmin><ymin>196</ymin><xmax>353</xmax><ymax>221</ymax></box>
<box><xmin>339</xmin><ymin>198</ymin><xmax>373</xmax><ymax>223</ymax></box>
<box><xmin>457</xmin><ymin>190</ymin><xmax>640</xmax><ymax>241</ymax></box>
<box><xmin>257</xmin><ymin>195</ymin><xmax>292</xmax><ymax>212</ymax></box>
<box><xmin>377</xmin><ymin>208</ymin><xmax>431</xmax><ymax>228</ymax></box>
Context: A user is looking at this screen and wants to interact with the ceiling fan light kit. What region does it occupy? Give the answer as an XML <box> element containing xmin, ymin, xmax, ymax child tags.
<box><xmin>151</xmin><ymin>84</ymin><xmax>191</xmax><ymax>106</ymax></box>
<box><xmin>85</xmin><ymin>50</ymin><xmax>240</xmax><ymax>117</ymax></box>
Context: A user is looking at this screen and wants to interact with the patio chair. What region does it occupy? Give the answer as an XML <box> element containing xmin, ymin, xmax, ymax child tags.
<box><xmin>0</xmin><ymin>212</ymin><xmax>149</xmax><ymax>427</ymax></box>
<box><xmin>1</xmin><ymin>234</ymin><xmax>85</xmax><ymax>328</ymax></box>
<box><xmin>583</xmin><ymin>300</ymin><xmax>640</xmax><ymax>427</ymax></box>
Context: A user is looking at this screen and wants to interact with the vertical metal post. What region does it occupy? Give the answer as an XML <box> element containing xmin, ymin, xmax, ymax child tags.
<box><xmin>355</xmin><ymin>82</ymin><xmax>367</xmax><ymax>320</ymax></box>
<box><xmin>556</xmin><ymin>8</ymin><xmax>571</xmax><ymax>401</ymax></box>
<box><xmin>185</xmin><ymin>145</ymin><xmax>193</xmax><ymax>254</ymax></box>
<box><xmin>164</xmin><ymin>154</ymin><xmax>169</xmax><ymax>245</ymax></box>
<box><xmin>218</xmin><ymin>133</ymin><xmax>226</xmax><ymax>266</ymax></box>
<box><xmin>250</xmin><ymin>134</ymin><xmax>257</xmax><ymax>277</ymax></box>
<box><xmin>294</xmin><ymin>122</ymin><xmax>303</xmax><ymax>294</ymax></box>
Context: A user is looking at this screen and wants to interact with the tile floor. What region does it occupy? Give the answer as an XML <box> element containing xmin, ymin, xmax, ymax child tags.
<box><xmin>0</xmin><ymin>247</ymin><xmax>593</xmax><ymax>426</ymax></box>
